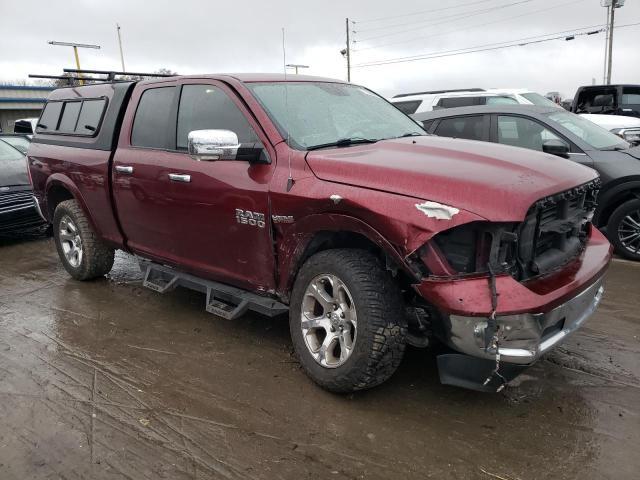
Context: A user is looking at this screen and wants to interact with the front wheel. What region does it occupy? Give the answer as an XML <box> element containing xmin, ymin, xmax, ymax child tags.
<box><xmin>289</xmin><ymin>249</ymin><xmax>407</xmax><ymax>392</ymax></box>
<box><xmin>608</xmin><ymin>199</ymin><xmax>640</xmax><ymax>261</ymax></box>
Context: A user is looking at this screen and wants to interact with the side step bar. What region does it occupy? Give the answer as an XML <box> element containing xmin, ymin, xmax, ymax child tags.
<box><xmin>139</xmin><ymin>259</ymin><xmax>289</xmax><ymax>320</ymax></box>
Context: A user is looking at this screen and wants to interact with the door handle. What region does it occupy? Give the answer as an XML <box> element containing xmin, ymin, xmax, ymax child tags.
<box><xmin>168</xmin><ymin>173</ymin><xmax>191</xmax><ymax>183</ymax></box>
<box><xmin>115</xmin><ymin>165</ymin><xmax>134</xmax><ymax>174</ymax></box>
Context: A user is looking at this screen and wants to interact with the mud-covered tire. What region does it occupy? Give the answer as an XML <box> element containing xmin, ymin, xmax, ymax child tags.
<box><xmin>53</xmin><ymin>200</ymin><xmax>115</xmax><ymax>280</ymax></box>
<box><xmin>608</xmin><ymin>199</ymin><xmax>640</xmax><ymax>261</ymax></box>
<box><xmin>289</xmin><ymin>249</ymin><xmax>407</xmax><ymax>392</ymax></box>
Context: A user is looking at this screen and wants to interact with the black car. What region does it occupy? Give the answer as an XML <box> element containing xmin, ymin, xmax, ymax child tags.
<box><xmin>0</xmin><ymin>134</ymin><xmax>31</xmax><ymax>155</ymax></box>
<box><xmin>0</xmin><ymin>140</ymin><xmax>47</xmax><ymax>236</ymax></box>
<box><xmin>414</xmin><ymin>105</ymin><xmax>640</xmax><ymax>260</ymax></box>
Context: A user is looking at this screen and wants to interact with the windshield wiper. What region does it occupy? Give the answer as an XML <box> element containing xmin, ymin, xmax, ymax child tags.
<box><xmin>601</xmin><ymin>145</ymin><xmax>627</xmax><ymax>151</ymax></box>
<box><xmin>397</xmin><ymin>132</ymin><xmax>425</xmax><ymax>138</ymax></box>
<box><xmin>307</xmin><ymin>138</ymin><xmax>379</xmax><ymax>151</ymax></box>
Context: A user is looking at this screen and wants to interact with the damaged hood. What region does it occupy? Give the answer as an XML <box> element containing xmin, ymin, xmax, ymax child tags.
<box><xmin>305</xmin><ymin>136</ymin><xmax>599</xmax><ymax>221</ymax></box>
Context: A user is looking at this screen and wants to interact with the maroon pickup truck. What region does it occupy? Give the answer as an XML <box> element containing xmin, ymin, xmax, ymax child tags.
<box><xmin>28</xmin><ymin>74</ymin><xmax>612</xmax><ymax>392</ymax></box>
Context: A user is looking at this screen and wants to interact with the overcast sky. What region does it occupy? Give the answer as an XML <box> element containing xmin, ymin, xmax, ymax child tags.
<box><xmin>1</xmin><ymin>0</ymin><xmax>638</xmax><ymax>98</ymax></box>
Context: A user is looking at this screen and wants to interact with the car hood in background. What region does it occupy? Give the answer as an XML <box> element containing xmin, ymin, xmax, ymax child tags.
<box><xmin>580</xmin><ymin>114</ymin><xmax>640</xmax><ymax>130</ymax></box>
<box><xmin>0</xmin><ymin>155</ymin><xmax>29</xmax><ymax>187</ymax></box>
<box><xmin>305</xmin><ymin>136</ymin><xmax>598</xmax><ymax>221</ymax></box>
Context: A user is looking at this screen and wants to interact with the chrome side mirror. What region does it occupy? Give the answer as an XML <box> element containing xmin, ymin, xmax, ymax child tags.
<box><xmin>188</xmin><ymin>129</ymin><xmax>240</xmax><ymax>161</ymax></box>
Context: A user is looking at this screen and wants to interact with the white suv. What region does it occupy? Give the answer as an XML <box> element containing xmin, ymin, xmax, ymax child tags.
<box><xmin>390</xmin><ymin>88</ymin><xmax>561</xmax><ymax>115</ymax></box>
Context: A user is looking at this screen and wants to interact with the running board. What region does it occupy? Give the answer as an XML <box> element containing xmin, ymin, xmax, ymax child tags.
<box><xmin>139</xmin><ymin>259</ymin><xmax>288</xmax><ymax>320</ymax></box>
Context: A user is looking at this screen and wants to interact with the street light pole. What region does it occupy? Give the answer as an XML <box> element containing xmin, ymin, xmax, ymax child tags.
<box><xmin>603</xmin><ymin>0</ymin><xmax>625</xmax><ymax>85</ymax></box>
<box><xmin>345</xmin><ymin>17</ymin><xmax>351</xmax><ymax>82</ymax></box>
<box><xmin>48</xmin><ymin>41</ymin><xmax>101</xmax><ymax>85</ymax></box>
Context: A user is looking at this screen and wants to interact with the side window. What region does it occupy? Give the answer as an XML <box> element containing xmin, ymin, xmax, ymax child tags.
<box><xmin>434</xmin><ymin>115</ymin><xmax>485</xmax><ymax>141</ymax></box>
<box><xmin>37</xmin><ymin>101</ymin><xmax>63</xmax><ymax>132</ymax></box>
<box><xmin>497</xmin><ymin>116</ymin><xmax>565</xmax><ymax>151</ymax></box>
<box><xmin>131</xmin><ymin>87</ymin><xmax>176</xmax><ymax>148</ymax></box>
<box><xmin>436</xmin><ymin>97</ymin><xmax>482</xmax><ymax>109</ymax></box>
<box><xmin>58</xmin><ymin>101</ymin><xmax>82</xmax><ymax>133</ymax></box>
<box><xmin>392</xmin><ymin>100</ymin><xmax>422</xmax><ymax>115</ymax></box>
<box><xmin>486</xmin><ymin>96</ymin><xmax>519</xmax><ymax>105</ymax></box>
<box><xmin>176</xmin><ymin>85</ymin><xmax>259</xmax><ymax>149</ymax></box>
<box><xmin>76</xmin><ymin>99</ymin><xmax>106</xmax><ymax>134</ymax></box>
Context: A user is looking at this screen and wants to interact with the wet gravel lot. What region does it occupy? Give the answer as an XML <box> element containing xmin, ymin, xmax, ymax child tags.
<box><xmin>1</xmin><ymin>236</ymin><xmax>639</xmax><ymax>480</ymax></box>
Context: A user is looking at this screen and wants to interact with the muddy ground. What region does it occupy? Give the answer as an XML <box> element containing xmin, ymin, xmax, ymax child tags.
<box><xmin>0</xmin><ymin>236</ymin><xmax>638</xmax><ymax>480</ymax></box>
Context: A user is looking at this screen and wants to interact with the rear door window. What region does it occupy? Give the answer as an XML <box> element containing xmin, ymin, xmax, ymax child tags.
<box><xmin>131</xmin><ymin>87</ymin><xmax>176</xmax><ymax>148</ymax></box>
<box><xmin>621</xmin><ymin>87</ymin><xmax>640</xmax><ymax>113</ymax></box>
<box><xmin>436</xmin><ymin>97</ymin><xmax>483</xmax><ymax>109</ymax></box>
<box><xmin>58</xmin><ymin>101</ymin><xmax>82</xmax><ymax>133</ymax></box>
<box><xmin>176</xmin><ymin>84</ymin><xmax>259</xmax><ymax>149</ymax></box>
<box><xmin>37</xmin><ymin>102</ymin><xmax>63</xmax><ymax>132</ymax></box>
<box><xmin>433</xmin><ymin>115</ymin><xmax>486</xmax><ymax>141</ymax></box>
<box><xmin>392</xmin><ymin>100</ymin><xmax>422</xmax><ymax>115</ymax></box>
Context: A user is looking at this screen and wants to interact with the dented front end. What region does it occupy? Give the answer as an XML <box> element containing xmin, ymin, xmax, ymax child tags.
<box><xmin>408</xmin><ymin>179</ymin><xmax>612</xmax><ymax>391</ymax></box>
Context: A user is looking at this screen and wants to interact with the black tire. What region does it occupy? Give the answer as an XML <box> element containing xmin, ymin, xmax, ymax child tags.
<box><xmin>53</xmin><ymin>199</ymin><xmax>115</xmax><ymax>280</ymax></box>
<box><xmin>289</xmin><ymin>249</ymin><xmax>407</xmax><ymax>393</ymax></box>
<box><xmin>608</xmin><ymin>199</ymin><xmax>640</xmax><ymax>261</ymax></box>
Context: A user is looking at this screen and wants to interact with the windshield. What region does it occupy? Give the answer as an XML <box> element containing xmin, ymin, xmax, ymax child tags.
<box><xmin>0</xmin><ymin>139</ymin><xmax>25</xmax><ymax>163</ymax></box>
<box><xmin>547</xmin><ymin>111</ymin><xmax>629</xmax><ymax>150</ymax></box>
<box><xmin>247</xmin><ymin>82</ymin><xmax>424</xmax><ymax>149</ymax></box>
<box><xmin>521</xmin><ymin>92</ymin><xmax>560</xmax><ymax>108</ymax></box>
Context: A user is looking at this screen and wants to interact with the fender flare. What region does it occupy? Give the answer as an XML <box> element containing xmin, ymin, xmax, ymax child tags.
<box><xmin>44</xmin><ymin>174</ymin><xmax>99</xmax><ymax>233</ymax></box>
<box><xmin>595</xmin><ymin>178</ymin><xmax>640</xmax><ymax>225</ymax></box>
<box><xmin>275</xmin><ymin>213</ymin><xmax>417</xmax><ymax>299</ymax></box>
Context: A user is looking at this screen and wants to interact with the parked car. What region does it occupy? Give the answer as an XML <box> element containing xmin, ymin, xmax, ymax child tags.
<box><xmin>13</xmin><ymin>118</ymin><xmax>38</xmax><ymax>134</ymax></box>
<box><xmin>0</xmin><ymin>134</ymin><xmax>32</xmax><ymax>154</ymax></box>
<box><xmin>0</xmin><ymin>140</ymin><xmax>47</xmax><ymax>236</ymax></box>
<box><xmin>578</xmin><ymin>113</ymin><xmax>640</xmax><ymax>146</ymax></box>
<box><xmin>572</xmin><ymin>84</ymin><xmax>640</xmax><ymax>118</ymax></box>
<box><xmin>414</xmin><ymin>105</ymin><xmax>640</xmax><ymax>259</ymax></box>
<box><xmin>390</xmin><ymin>88</ymin><xmax>560</xmax><ymax>115</ymax></box>
<box><xmin>28</xmin><ymin>75</ymin><xmax>611</xmax><ymax>392</ymax></box>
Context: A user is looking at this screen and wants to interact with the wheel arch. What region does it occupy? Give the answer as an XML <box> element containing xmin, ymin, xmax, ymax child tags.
<box><xmin>595</xmin><ymin>178</ymin><xmax>640</xmax><ymax>228</ymax></box>
<box><xmin>276</xmin><ymin>213</ymin><xmax>420</xmax><ymax>302</ymax></box>
<box><xmin>45</xmin><ymin>175</ymin><xmax>98</xmax><ymax>233</ymax></box>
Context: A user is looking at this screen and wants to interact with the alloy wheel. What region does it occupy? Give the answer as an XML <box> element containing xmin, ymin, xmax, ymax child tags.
<box><xmin>301</xmin><ymin>273</ymin><xmax>357</xmax><ymax>368</ymax></box>
<box><xmin>59</xmin><ymin>215</ymin><xmax>83</xmax><ymax>268</ymax></box>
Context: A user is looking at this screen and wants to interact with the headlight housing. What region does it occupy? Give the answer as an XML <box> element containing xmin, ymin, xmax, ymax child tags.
<box><xmin>419</xmin><ymin>222</ymin><xmax>519</xmax><ymax>277</ymax></box>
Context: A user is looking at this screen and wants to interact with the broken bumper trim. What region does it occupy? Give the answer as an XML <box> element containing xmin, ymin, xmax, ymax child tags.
<box><xmin>445</xmin><ymin>278</ymin><xmax>605</xmax><ymax>365</ymax></box>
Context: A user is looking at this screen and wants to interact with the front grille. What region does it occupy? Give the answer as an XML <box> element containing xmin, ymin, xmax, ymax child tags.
<box><xmin>517</xmin><ymin>179</ymin><xmax>599</xmax><ymax>279</ymax></box>
<box><xmin>0</xmin><ymin>191</ymin><xmax>44</xmax><ymax>234</ymax></box>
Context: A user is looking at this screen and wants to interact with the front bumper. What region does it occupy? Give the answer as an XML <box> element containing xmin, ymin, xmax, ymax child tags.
<box><xmin>445</xmin><ymin>278</ymin><xmax>604</xmax><ymax>365</ymax></box>
<box><xmin>0</xmin><ymin>189</ymin><xmax>47</xmax><ymax>235</ymax></box>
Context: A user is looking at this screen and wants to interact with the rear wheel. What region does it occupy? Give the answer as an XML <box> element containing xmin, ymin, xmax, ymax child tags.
<box><xmin>608</xmin><ymin>199</ymin><xmax>640</xmax><ymax>261</ymax></box>
<box><xmin>53</xmin><ymin>200</ymin><xmax>115</xmax><ymax>280</ymax></box>
<box><xmin>289</xmin><ymin>249</ymin><xmax>407</xmax><ymax>392</ymax></box>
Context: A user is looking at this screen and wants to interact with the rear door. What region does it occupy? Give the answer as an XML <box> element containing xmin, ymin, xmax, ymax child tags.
<box><xmin>113</xmin><ymin>80</ymin><xmax>277</xmax><ymax>290</ymax></box>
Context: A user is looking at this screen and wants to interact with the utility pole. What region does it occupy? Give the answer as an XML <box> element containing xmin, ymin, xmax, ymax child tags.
<box><xmin>604</xmin><ymin>0</ymin><xmax>625</xmax><ymax>85</ymax></box>
<box><xmin>116</xmin><ymin>24</ymin><xmax>126</xmax><ymax>72</ymax></box>
<box><xmin>345</xmin><ymin>17</ymin><xmax>351</xmax><ymax>82</ymax></box>
<box><xmin>48</xmin><ymin>41</ymin><xmax>100</xmax><ymax>85</ymax></box>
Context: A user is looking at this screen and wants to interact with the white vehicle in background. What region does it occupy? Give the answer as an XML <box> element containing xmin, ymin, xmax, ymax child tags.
<box><xmin>580</xmin><ymin>113</ymin><xmax>640</xmax><ymax>146</ymax></box>
<box><xmin>390</xmin><ymin>88</ymin><xmax>561</xmax><ymax>115</ymax></box>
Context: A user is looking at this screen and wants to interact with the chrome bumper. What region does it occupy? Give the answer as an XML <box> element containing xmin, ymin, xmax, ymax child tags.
<box><xmin>32</xmin><ymin>195</ymin><xmax>47</xmax><ymax>222</ymax></box>
<box><xmin>445</xmin><ymin>278</ymin><xmax>605</xmax><ymax>365</ymax></box>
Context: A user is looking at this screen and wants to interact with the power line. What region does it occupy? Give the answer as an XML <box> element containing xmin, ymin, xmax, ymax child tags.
<box><xmin>354</xmin><ymin>0</ymin><xmax>497</xmax><ymax>24</ymax></box>
<box><xmin>353</xmin><ymin>0</ymin><xmax>586</xmax><ymax>51</ymax></box>
<box><xmin>354</xmin><ymin>0</ymin><xmax>533</xmax><ymax>43</ymax></box>
<box><xmin>352</xmin><ymin>22</ymin><xmax>640</xmax><ymax>68</ymax></box>
<box><xmin>354</xmin><ymin>0</ymin><xmax>533</xmax><ymax>35</ymax></box>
